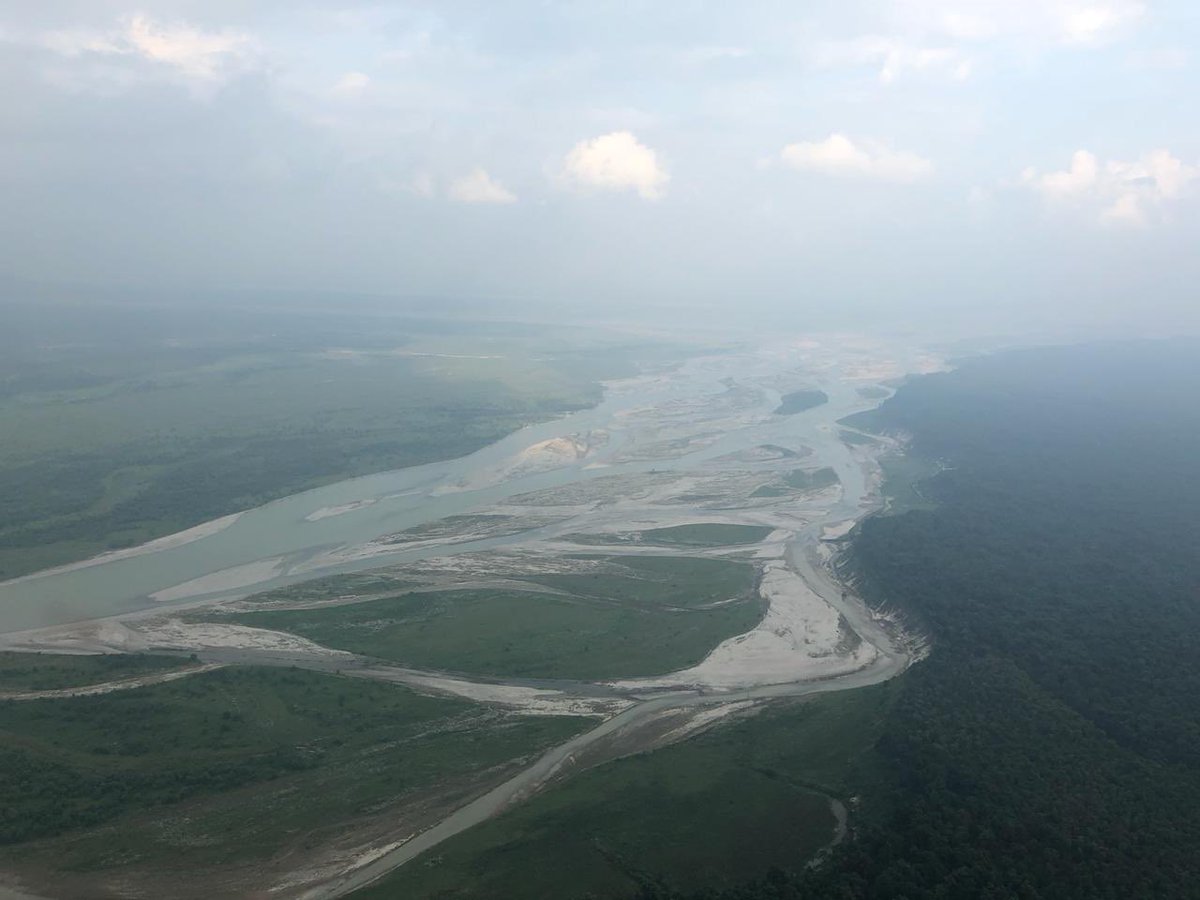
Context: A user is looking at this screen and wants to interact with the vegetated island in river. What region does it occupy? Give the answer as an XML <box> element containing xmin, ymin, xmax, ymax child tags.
<box><xmin>774</xmin><ymin>389</ymin><xmax>828</xmax><ymax>415</ymax></box>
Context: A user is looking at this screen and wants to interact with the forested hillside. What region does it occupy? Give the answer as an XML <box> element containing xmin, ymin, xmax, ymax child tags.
<box><xmin>663</xmin><ymin>340</ymin><xmax>1200</xmax><ymax>900</ymax></box>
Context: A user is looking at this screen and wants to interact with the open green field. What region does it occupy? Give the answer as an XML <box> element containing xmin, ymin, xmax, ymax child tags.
<box><xmin>563</xmin><ymin>523</ymin><xmax>774</xmax><ymax>548</ymax></box>
<box><xmin>0</xmin><ymin>302</ymin><xmax>680</xmax><ymax>580</ymax></box>
<box><xmin>210</xmin><ymin>556</ymin><xmax>762</xmax><ymax>679</ymax></box>
<box><xmin>358</xmin><ymin>684</ymin><xmax>896</xmax><ymax>899</ymax></box>
<box><xmin>0</xmin><ymin>665</ymin><xmax>585</xmax><ymax>883</ymax></box>
<box><xmin>0</xmin><ymin>652</ymin><xmax>186</xmax><ymax>692</ymax></box>
<box><xmin>218</xmin><ymin>591</ymin><xmax>759</xmax><ymax>680</ymax></box>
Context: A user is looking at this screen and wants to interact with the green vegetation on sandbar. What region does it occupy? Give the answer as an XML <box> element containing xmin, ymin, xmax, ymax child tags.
<box><xmin>357</xmin><ymin>685</ymin><xmax>896</xmax><ymax>899</ymax></box>
<box><xmin>856</xmin><ymin>385</ymin><xmax>891</xmax><ymax>400</ymax></box>
<box><xmin>564</xmin><ymin>523</ymin><xmax>773</xmax><ymax>548</ymax></box>
<box><xmin>0</xmin><ymin>666</ymin><xmax>585</xmax><ymax>875</ymax></box>
<box><xmin>237</xmin><ymin>571</ymin><xmax>415</xmax><ymax>606</ymax></box>
<box><xmin>219</xmin><ymin>591</ymin><xmax>760</xmax><ymax>680</ymax></box>
<box><xmin>379</xmin><ymin>514</ymin><xmax>517</xmax><ymax>543</ymax></box>
<box><xmin>524</xmin><ymin>555</ymin><xmax>758</xmax><ymax>610</ymax></box>
<box><xmin>773</xmin><ymin>389</ymin><xmax>828</xmax><ymax>415</ymax></box>
<box><xmin>215</xmin><ymin>557</ymin><xmax>762</xmax><ymax>679</ymax></box>
<box><xmin>0</xmin><ymin>652</ymin><xmax>185</xmax><ymax>692</ymax></box>
<box><xmin>839</xmin><ymin>427</ymin><xmax>882</xmax><ymax>447</ymax></box>
<box><xmin>784</xmin><ymin>467</ymin><xmax>839</xmax><ymax>490</ymax></box>
<box><xmin>750</xmin><ymin>467</ymin><xmax>839</xmax><ymax>498</ymax></box>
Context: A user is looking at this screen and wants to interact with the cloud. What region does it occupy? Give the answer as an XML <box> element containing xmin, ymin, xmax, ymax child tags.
<box><xmin>331</xmin><ymin>72</ymin><xmax>371</xmax><ymax>95</ymax></box>
<box><xmin>1021</xmin><ymin>148</ymin><xmax>1198</xmax><ymax>226</ymax></box>
<box><xmin>1057</xmin><ymin>2</ymin><xmax>1144</xmax><ymax>44</ymax></box>
<box><xmin>897</xmin><ymin>0</ymin><xmax>1144</xmax><ymax>46</ymax></box>
<box><xmin>43</xmin><ymin>14</ymin><xmax>254</xmax><ymax>84</ymax></box>
<box><xmin>449</xmin><ymin>168</ymin><xmax>517</xmax><ymax>204</ymax></box>
<box><xmin>561</xmin><ymin>131</ymin><xmax>669</xmax><ymax>200</ymax></box>
<box><xmin>1024</xmin><ymin>149</ymin><xmax>1100</xmax><ymax>196</ymax></box>
<box><xmin>815</xmin><ymin>1</ymin><xmax>1145</xmax><ymax>81</ymax></box>
<box><xmin>780</xmin><ymin>134</ymin><xmax>934</xmax><ymax>183</ymax></box>
<box><xmin>813</xmin><ymin>36</ymin><xmax>973</xmax><ymax>83</ymax></box>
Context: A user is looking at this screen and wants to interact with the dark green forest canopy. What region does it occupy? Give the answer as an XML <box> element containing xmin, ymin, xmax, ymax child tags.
<box><xmin>668</xmin><ymin>339</ymin><xmax>1200</xmax><ymax>900</ymax></box>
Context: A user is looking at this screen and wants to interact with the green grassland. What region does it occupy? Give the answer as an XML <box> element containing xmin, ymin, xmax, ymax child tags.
<box><xmin>357</xmin><ymin>684</ymin><xmax>896</xmax><ymax>899</ymax></box>
<box><xmin>0</xmin><ymin>303</ymin><xmax>678</xmax><ymax>580</ymax></box>
<box><xmin>209</xmin><ymin>556</ymin><xmax>762</xmax><ymax>680</ymax></box>
<box><xmin>0</xmin><ymin>665</ymin><xmax>585</xmax><ymax>877</ymax></box>
<box><xmin>0</xmin><ymin>652</ymin><xmax>186</xmax><ymax>692</ymax></box>
<box><xmin>563</xmin><ymin>523</ymin><xmax>774</xmax><ymax>548</ymax></box>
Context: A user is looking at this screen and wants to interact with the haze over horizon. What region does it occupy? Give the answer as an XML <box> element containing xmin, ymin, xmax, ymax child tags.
<box><xmin>3</xmin><ymin>1</ymin><xmax>1199</xmax><ymax>336</ymax></box>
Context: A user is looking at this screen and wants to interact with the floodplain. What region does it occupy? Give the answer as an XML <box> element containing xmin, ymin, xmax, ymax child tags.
<box><xmin>0</xmin><ymin>332</ymin><xmax>936</xmax><ymax>898</ymax></box>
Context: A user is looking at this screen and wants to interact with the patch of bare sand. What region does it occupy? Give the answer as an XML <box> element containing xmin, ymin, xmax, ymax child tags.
<box><xmin>611</xmin><ymin>561</ymin><xmax>877</xmax><ymax>691</ymax></box>
<box><xmin>304</xmin><ymin>499</ymin><xmax>378</xmax><ymax>522</ymax></box>
<box><xmin>150</xmin><ymin>557</ymin><xmax>286</xmax><ymax>603</ymax></box>
<box><xmin>432</xmin><ymin>432</ymin><xmax>607</xmax><ymax>495</ymax></box>
<box><xmin>132</xmin><ymin>620</ymin><xmax>356</xmax><ymax>657</ymax></box>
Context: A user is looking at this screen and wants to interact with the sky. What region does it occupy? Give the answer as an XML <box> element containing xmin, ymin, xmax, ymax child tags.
<box><xmin>2</xmin><ymin>1</ymin><xmax>1199</xmax><ymax>334</ymax></box>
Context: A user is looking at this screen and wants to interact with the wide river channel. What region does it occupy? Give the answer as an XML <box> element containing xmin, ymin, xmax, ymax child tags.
<box><xmin>0</xmin><ymin>342</ymin><xmax>925</xmax><ymax>635</ymax></box>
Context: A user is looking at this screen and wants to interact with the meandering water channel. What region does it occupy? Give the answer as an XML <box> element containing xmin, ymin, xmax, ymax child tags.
<box><xmin>0</xmin><ymin>340</ymin><xmax>926</xmax><ymax>636</ymax></box>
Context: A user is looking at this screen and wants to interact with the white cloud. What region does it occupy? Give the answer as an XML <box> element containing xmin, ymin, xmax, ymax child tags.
<box><xmin>1025</xmin><ymin>149</ymin><xmax>1100</xmax><ymax>196</ymax></box>
<box><xmin>1058</xmin><ymin>2</ymin><xmax>1144</xmax><ymax>44</ymax></box>
<box><xmin>449</xmin><ymin>168</ymin><xmax>517</xmax><ymax>204</ymax></box>
<box><xmin>1022</xmin><ymin>148</ymin><xmax>1199</xmax><ymax>226</ymax></box>
<box><xmin>814</xmin><ymin>36</ymin><xmax>972</xmax><ymax>83</ymax></box>
<box><xmin>897</xmin><ymin>0</ymin><xmax>1144</xmax><ymax>46</ymax></box>
<box><xmin>780</xmin><ymin>134</ymin><xmax>934</xmax><ymax>183</ymax></box>
<box><xmin>332</xmin><ymin>72</ymin><xmax>371</xmax><ymax>95</ymax></box>
<box><xmin>816</xmin><ymin>1</ymin><xmax>1145</xmax><ymax>81</ymax></box>
<box><xmin>1100</xmin><ymin>192</ymin><xmax>1145</xmax><ymax>226</ymax></box>
<box><xmin>560</xmin><ymin>131</ymin><xmax>669</xmax><ymax>200</ymax></box>
<box><xmin>43</xmin><ymin>14</ymin><xmax>254</xmax><ymax>83</ymax></box>
<box><xmin>124</xmin><ymin>15</ymin><xmax>250</xmax><ymax>78</ymax></box>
